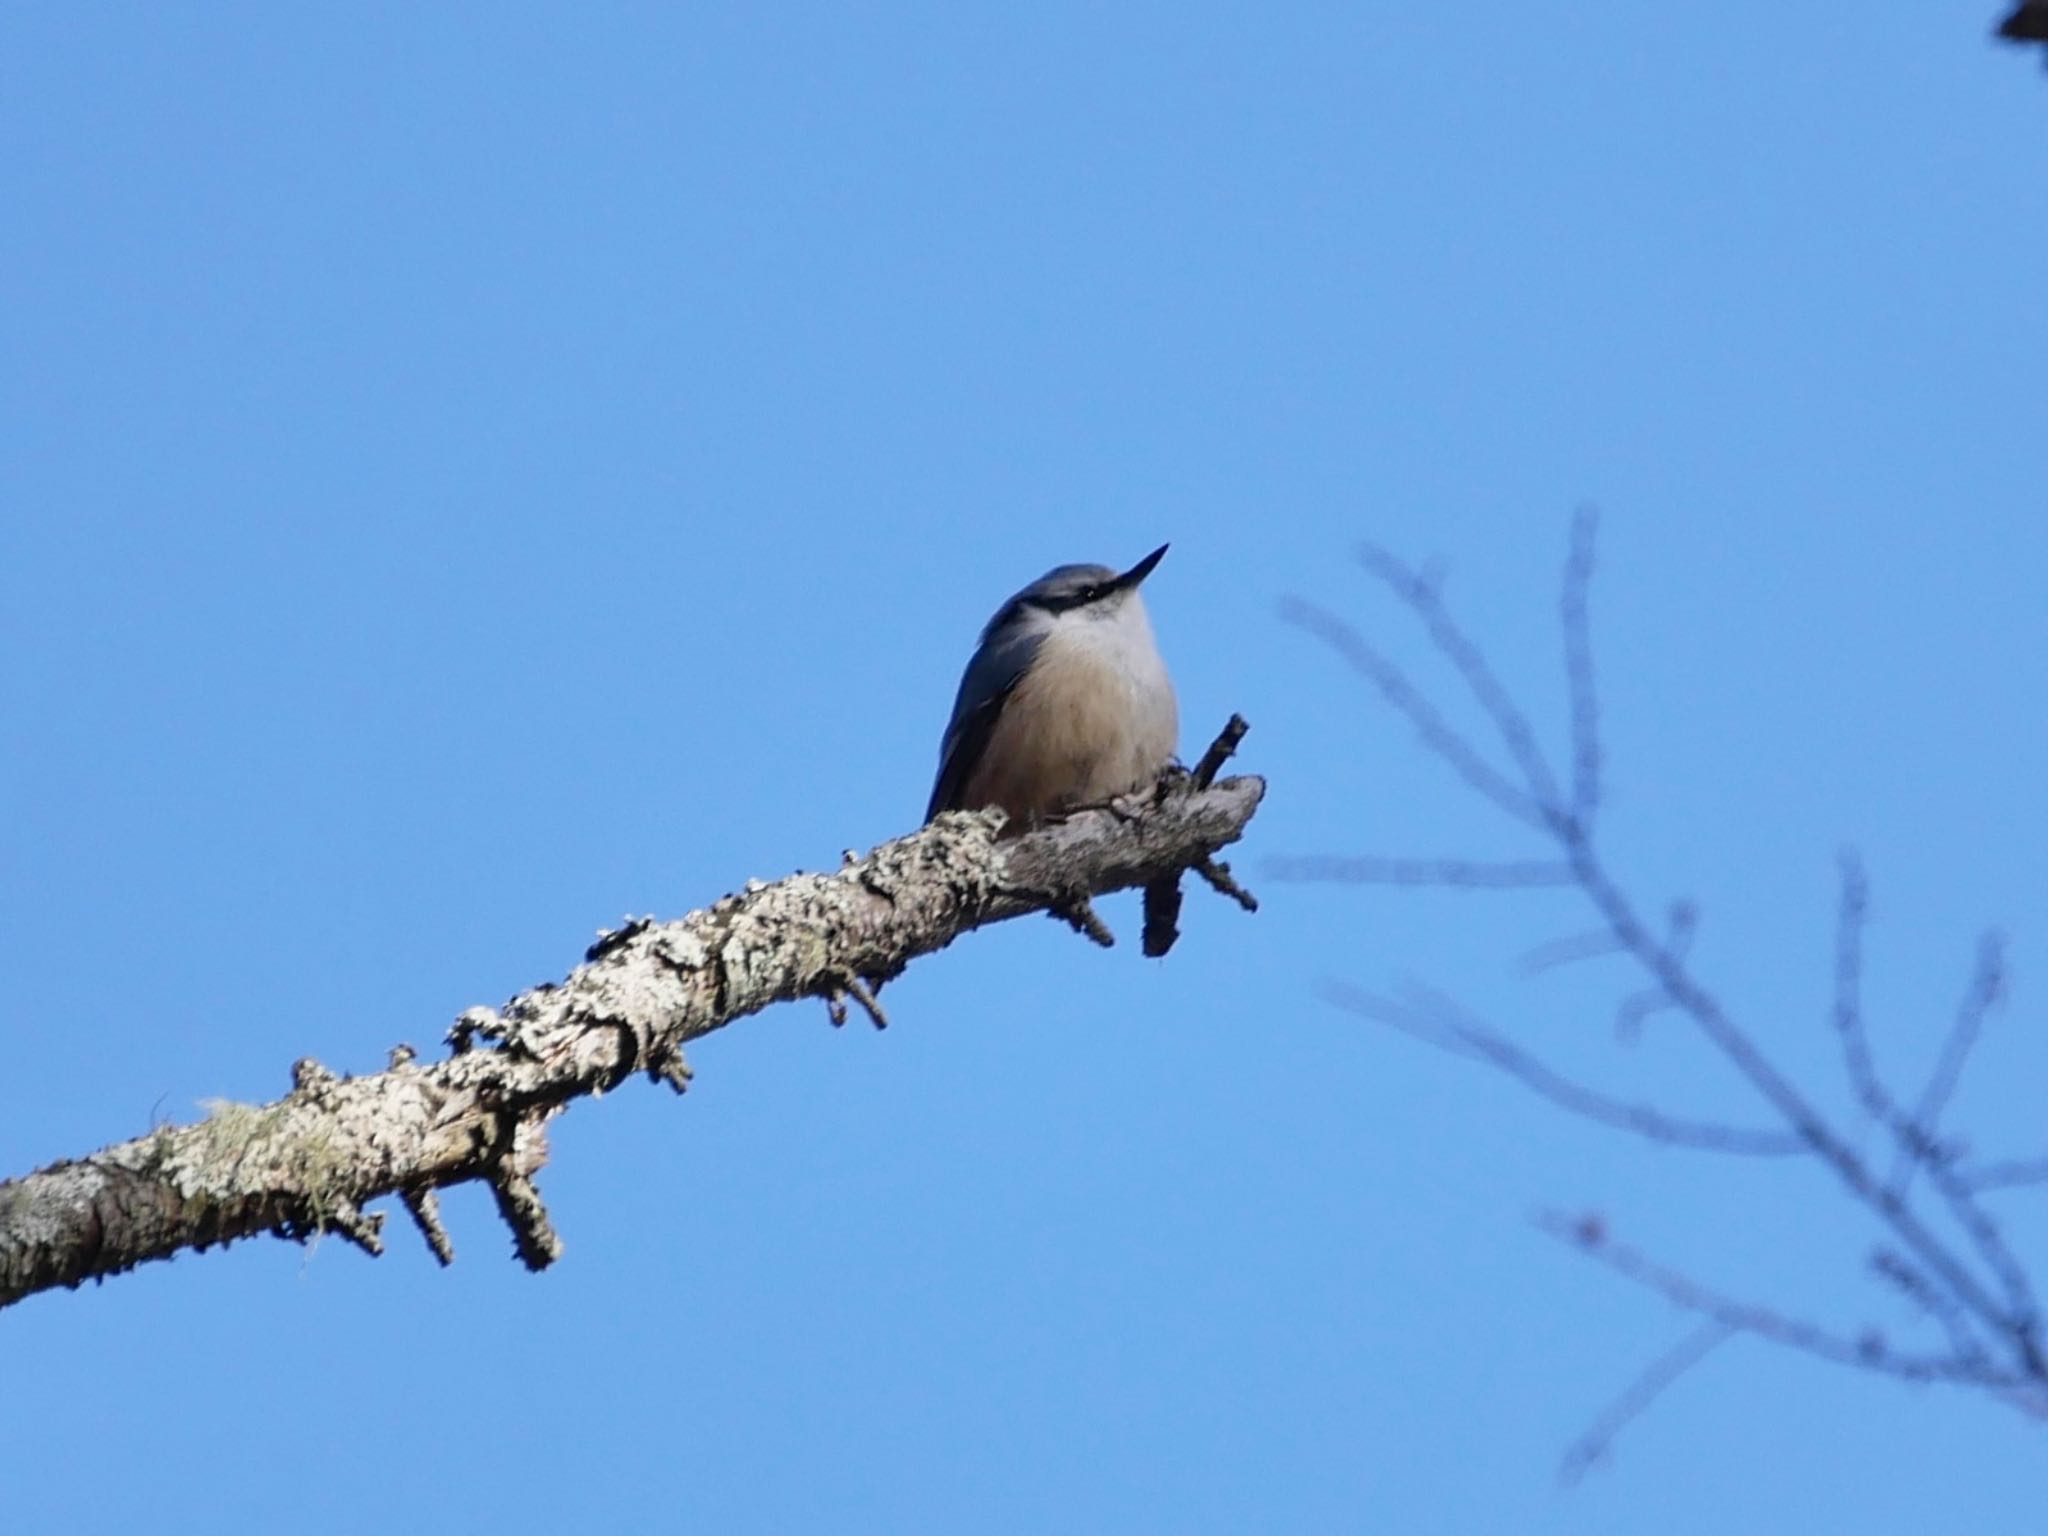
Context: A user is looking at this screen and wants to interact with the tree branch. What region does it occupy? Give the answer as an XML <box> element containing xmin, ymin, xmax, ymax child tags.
<box><xmin>1283</xmin><ymin>513</ymin><xmax>2048</xmax><ymax>1457</ymax></box>
<box><xmin>0</xmin><ymin>756</ymin><xmax>1264</xmax><ymax>1308</ymax></box>
<box><xmin>1323</xmin><ymin>982</ymin><xmax>1809</xmax><ymax>1157</ymax></box>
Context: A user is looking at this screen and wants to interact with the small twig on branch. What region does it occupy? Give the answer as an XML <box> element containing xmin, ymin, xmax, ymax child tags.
<box><xmin>1141</xmin><ymin>877</ymin><xmax>1184</xmax><ymax>958</ymax></box>
<box><xmin>1519</xmin><ymin>930</ymin><xmax>1627</xmax><ymax>975</ymax></box>
<box><xmin>1959</xmin><ymin>1157</ymin><xmax>2048</xmax><ymax>1192</ymax></box>
<box><xmin>1611</xmin><ymin>988</ymin><xmax>1677</xmax><ymax>1044</ymax></box>
<box><xmin>842</xmin><ymin>975</ymin><xmax>890</xmax><ymax>1031</ymax></box>
<box><xmin>1871</xmin><ymin>1248</ymin><xmax>1989</xmax><ymax>1368</ymax></box>
<box><xmin>1830</xmin><ymin>852</ymin><xmax>1903</xmax><ymax>1130</ymax></box>
<box><xmin>1538</xmin><ymin>1211</ymin><xmax>2024</xmax><ymax>1389</ymax></box>
<box><xmin>1191</xmin><ymin>713</ymin><xmax>1250</xmax><ymax>790</ymax></box>
<box><xmin>1323</xmin><ymin>983</ymin><xmax>1808</xmax><ymax>1157</ymax></box>
<box><xmin>1052</xmin><ymin>896</ymin><xmax>1116</xmax><ymax>948</ymax></box>
<box><xmin>1893</xmin><ymin>931</ymin><xmax>2008</xmax><ymax>1192</ymax></box>
<box><xmin>1193</xmin><ymin>857</ymin><xmax>1258</xmax><ymax>911</ymax></box>
<box><xmin>321</xmin><ymin>1199</ymin><xmax>386</xmax><ymax>1259</ymax></box>
<box><xmin>1268</xmin><ymin>856</ymin><xmax>1574</xmax><ymax>889</ymax></box>
<box><xmin>1143</xmin><ymin>715</ymin><xmax>1258</xmax><ymax>956</ymax></box>
<box><xmin>1560</xmin><ymin>506</ymin><xmax>1601</xmax><ymax>829</ymax></box>
<box><xmin>1561</xmin><ymin>1321</ymin><xmax>1732</xmax><ymax>1485</ymax></box>
<box><xmin>491</xmin><ymin>1170</ymin><xmax>564</xmax><ymax>1271</ymax></box>
<box><xmin>1356</xmin><ymin>541</ymin><xmax>1567</xmax><ymax>820</ymax></box>
<box><xmin>1277</xmin><ymin>596</ymin><xmax>1548</xmax><ymax>828</ymax></box>
<box><xmin>402</xmin><ymin>1187</ymin><xmax>455</xmax><ymax>1266</ymax></box>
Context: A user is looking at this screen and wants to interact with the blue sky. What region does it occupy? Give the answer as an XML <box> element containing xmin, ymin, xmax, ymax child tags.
<box><xmin>4</xmin><ymin>6</ymin><xmax>2045</xmax><ymax>1531</ymax></box>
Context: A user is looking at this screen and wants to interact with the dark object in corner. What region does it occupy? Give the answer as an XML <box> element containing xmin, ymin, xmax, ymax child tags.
<box><xmin>1998</xmin><ymin>0</ymin><xmax>2048</xmax><ymax>50</ymax></box>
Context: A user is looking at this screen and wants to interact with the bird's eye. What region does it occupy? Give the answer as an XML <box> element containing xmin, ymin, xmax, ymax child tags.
<box><xmin>1077</xmin><ymin>585</ymin><xmax>1102</xmax><ymax>604</ymax></box>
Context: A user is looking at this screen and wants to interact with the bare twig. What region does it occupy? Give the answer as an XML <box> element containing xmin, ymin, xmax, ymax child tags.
<box><xmin>1520</xmin><ymin>930</ymin><xmax>1627</xmax><ymax>976</ymax></box>
<box><xmin>1560</xmin><ymin>1322</ymin><xmax>1732</xmax><ymax>1485</ymax></box>
<box><xmin>1270</xmin><ymin>856</ymin><xmax>1573</xmax><ymax>889</ymax></box>
<box><xmin>1922</xmin><ymin>1159</ymin><xmax>2041</xmax><ymax>1360</ymax></box>
<box><xmin>1893</xmin><ymin>932</ymin><xmax>2008</xmax><ymax>1191</ymax></box>
<box><xmin>1871</xmin><ymin>1249</ymin><xmax>1989</xmax><ymax>1368</ymax></box>
<box><xmin>1356</xmin><ymin>542</ymin><xmax>1568</xmax><ymax>821</ymax></box>
<box><xmin>1191</xmin><ymin>713</ymin><xmax>1250</xmax><ymax>790</ymax></box>
<box><xmin>842</xmin><ymin>975</ymin><xmax>890</xmax><ymax>1030</ymax></box>
<box><xmin>1193</xmin><ymin>857</ymin><xmax>1258</xmax><ymax>911</ymax></box>
<box><xmin>1278</xmin><ymin>597</ymin><xmax>1547</xmax><ymax>828</ymax></box>
<box><xmin>401</xmin><ymin>1187</ymin><xmax>455</xmax><ymax>1267</ymax></box>
<box><xmin>1612</xmin><ymin>988</ymin><xmax>1677</xmax><ymax>1044</ymax></box>
<box><xmin>1141</xmin><ymin>877</ymin><xmax>1184</xmax><ymax>958</ymax></box>
<box><xmin>1292</xmin><ymin>512</ymin><xmax>2046</xmax><ymax>1456</ymax></box>
<box><xmin>1959</xmin><ymin>1157</ymin><xmax>2048</xmax><ymax>1192</ymax></box>
<box><xmin>1052</xmin><ymin>897</ymin><xmax>1116</xmax><ymax>948</ymax></box>
<box><xmin>1538</xmin><ymin>1212</ymin><xmax>2024</xmax><ymax>1389</ymax></box>
<box><xmin>1323</xmin><ymin>983</ymin><xmax>1807</xmax><ymax>1157</ymax></box>
<box><xmin>1142</xmin><ymin>716</ymin><xmax>1260</xmax><ymax>959</ymax></box>
<box><xmin>1560</xmin><ymin>506</ymin><xmax>1601</xmax><ymax>828</ymax></box>
<box><xmin>1830</xmin><ymin>852</ymin><xmax>1903</xmax><ymax>1129</ymax></box>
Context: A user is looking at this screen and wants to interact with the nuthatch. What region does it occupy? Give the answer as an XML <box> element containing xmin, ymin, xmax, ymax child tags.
<box><xmin>927</xmin><ymin>544</ymin><xmax>1179</xmax><ymax>832</ymax></box>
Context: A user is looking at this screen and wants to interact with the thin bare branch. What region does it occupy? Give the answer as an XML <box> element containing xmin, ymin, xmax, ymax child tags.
<box><xmin>1666</xmin><ymin>901</ymin><xmax>1698</xmax><ymax>959</ymax></box>
<box><xmin>1959</xmin><ymin>1157</ymin><xmax>2048</xmax><ymax>1193</ymax></box>
<box><xmin>1920</xmin><ymin>1160</ymin><xmax>2042</xmax><ymax>1362</ymax></box>
<box><xmin>1141</xmin><ymin>876</ymin><xmax>1184</xmax><ymax>958</ymax></box>
<box><xmin>1520</xmin><ymin>930</ymin><xmax>1628</xmax><ymax>975</ymax></box>
<box><xmin>1051</xmin><ymin>896</ymin><xmax>1116</xmax><ymax>948</ymax></box>
<box><xmin>1830</xmin><ymin>852</ymin><xmax>1903</xmax><ymax>1129</ymax></box>
<box><xmin>1871</xmin><ymin>1248</ymin><xmax>1990</xmax><ymax>1368</ymax></box>
<box><xmin>1560</xmin><ymin>1322</ymin><xmax>1731</xmax><ymax>1485</ymax></box>
<box><xmin>1278</xmin><ymin>597</ymin><xmax>1547</xmax><ymax>827</ymax></box>
<box><xmin>1561</xmin><ymin>506</ymin><xmax>1601</xmax><ymax>827</ymax></box>
<box><xmin>401</xmin><ymin>1187</ymin><xmax>455</xmax><ymax>1266</ymax></box>
<box><xmin>1893</xmin><ymin>931</ymin><xmax>2009</xmax><ymax>1191</ymax></box>
<box><xmin>1569</xmin><ymin>851</ymin><xmax>2032</xmax><ymax>1364</ymax></box>
<box><xmin>1193</xmin><ymin>856</ymin><xmax>1259</xmax><ymax>911</ymax></box>
<box><xmin>1613</xmin><ymin>988</ymin><xmax>1677</xmax><ymax>1044</ymax></box>
<box><xmin>1270</xmin><ymin>856</ymin><xmax>1573</xmax><ymax>889</ymax></box>
<box><xmin>1356</xmin><ymin>542</ymin><xmax>1568</xmax><ymax>820</ymax></box>
<box><xmin>1138</xmin><ymin>716</ymin><xmax>1260</xmax><ymax>959</ymax></box>
<box><xmin>1191</xmin><ymin>713</ymin><xmax>1250</xmax><ymax>790</ymax></box>
<box><xmin>1323</xmin><ymin>983</ymin><xmax>1808</xmax><ymax>1157</ymax></box>
<box><xmin>1303</xmin><ymin>519</ymin><xmax>2048</xmax><ymax>1429</ymax></box>
<box><xmin>1538</xmin><ymin>1211</ymin><xmax>2025</xmax><ymax>1389</ymax></box>
<box><xmin>841</xmin><ymin>976</ymin><xmax>890</xmax><ymax>1031</ymax></box>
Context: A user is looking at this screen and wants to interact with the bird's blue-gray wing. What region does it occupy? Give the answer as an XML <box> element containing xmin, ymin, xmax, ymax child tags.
<box><xmin>927</xmin><ymin>623</ymin><xmax>1043</xmax><ymax>821</ymax></box>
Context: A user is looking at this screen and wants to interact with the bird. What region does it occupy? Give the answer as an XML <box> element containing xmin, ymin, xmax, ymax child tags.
<box><xmin>927</xmin><ymin>544</ymin><xmax>1179</xmax><ymax>833</ymax></box>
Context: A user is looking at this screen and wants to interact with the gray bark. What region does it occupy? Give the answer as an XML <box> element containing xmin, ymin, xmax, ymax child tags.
<box><xmin>0</xmin><ymin>767</ymin><xmax>1263</xmax><ymax>1308</ymax></box>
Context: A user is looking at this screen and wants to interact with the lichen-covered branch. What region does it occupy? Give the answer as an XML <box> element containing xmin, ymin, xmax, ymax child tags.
<box><xmin>0</xmin><ymin>752</ymin><xmax>1264</xmax><ymax>1309</ymax></box>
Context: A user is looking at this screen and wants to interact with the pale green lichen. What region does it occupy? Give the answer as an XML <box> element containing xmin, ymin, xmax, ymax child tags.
<box><xmin>186</xmin><ymin>1099</ymin><xmax>352</xmax><ymax>1230</ymax></box>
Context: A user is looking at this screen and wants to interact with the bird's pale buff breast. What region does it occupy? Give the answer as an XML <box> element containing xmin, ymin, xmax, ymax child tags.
<box><xmin>958</xmin><ymin>615</ymin><xmax>1178</xmax><ymax>827</ymax></box>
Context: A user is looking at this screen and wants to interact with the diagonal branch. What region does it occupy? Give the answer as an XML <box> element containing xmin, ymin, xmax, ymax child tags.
<box><xmin>1893</xmin><ymin>931</ymin><xmax>2009</xmax><ymax>1191</ymax></box>
<box><xmin>1538</xmin><ymin>1211</ymin><xmax>2029</xmax><ymax>1390</ymax></box>
<box><xmin>1268</xmin><ymin>856</ymin><xmax>1573</xmax><ymax>889</ymax></box>
<box><xmin>1291</xmin><ymin>513</ymin><xmax>2048</xmax><ymax>1435</ymax></box>
<box><xmin>1560</xmin><ymin>506</ymin><xmax>1602</xmax><ymax>828</ymax></box>
<box><xmin>1829</xmin><ymin>851</ymin><xmax>1904</xmax><ymax>1130</ymax></box>
<box><xmin>1356</xmin><ymin>542</ymin><xmax>1567</xmax><ymax>819</ymax></box>
<box><xmin>1324</xmin><ymin>982</ymin><xmax>1808</xmax><ymax>1157</ymax></box>
<box><xmin>0</xmin><ymin>759</ymin><xmax>1265</xmax><ymax>1309</ymax></box>
<box><xmin>1560</xmin><ymin>1321</ymin><xmax>1732</xmax><ymax>1484</ymax></box>
<box><xmin>1277</xmin><ymin>597</ymin><xmax>1548</xmax><ymax>828</ymax></box>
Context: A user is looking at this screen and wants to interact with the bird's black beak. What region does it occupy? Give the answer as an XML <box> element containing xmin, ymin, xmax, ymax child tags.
<box><xmin>1110</xmin><ymin>543</ymin><xmax>1169</xmax><ymax>592</ymax></box>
